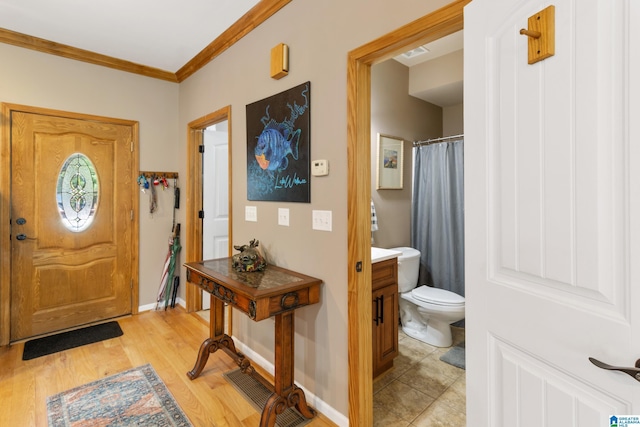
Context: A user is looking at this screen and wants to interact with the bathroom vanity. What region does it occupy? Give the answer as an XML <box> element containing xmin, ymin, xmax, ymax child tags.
<box><xmin>371</xmin><ymin>248</ymin><xmax>401</xmax><ymax>378</ymax></box>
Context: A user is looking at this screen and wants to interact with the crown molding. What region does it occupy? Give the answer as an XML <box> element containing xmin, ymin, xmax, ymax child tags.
<box><xmin>0</xmin><ymin>0</ymin><xmax>292</xmax><ymax>83</ymax></box>
<box><xmin>0</xmin><ymin>27</ymin><xmax>178</xmax><ymax>82</ymax></box>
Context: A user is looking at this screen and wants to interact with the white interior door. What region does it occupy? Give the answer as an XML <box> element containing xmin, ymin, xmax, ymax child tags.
<box><xmin>465</xmin><ymin>0</ymin><xmax>640</xmax><ymax>425</ymax></box>
<box><xmin>202</xmin><ymin>121</ymin><xmax>229</xmax><ymax>309</ymax></box>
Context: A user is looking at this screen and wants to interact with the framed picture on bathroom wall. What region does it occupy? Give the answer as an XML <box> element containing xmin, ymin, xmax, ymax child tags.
<box><xmin>376</xmin><ymin>133</ymin><xmax>404</xmax><ymax>190</ymax></box>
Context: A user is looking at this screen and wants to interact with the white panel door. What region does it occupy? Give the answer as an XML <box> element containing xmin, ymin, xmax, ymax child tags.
<box><xmin>465</xmin><ymin>0</ymin><xmax>640</xmax><ymax>425</ymax></box>
<box><xmin>202</xmin><ymin>123</ymin><xmax>229</xmax><ymax>310</ymax></box>
<box><xmin>202</xmin><ymin>123</ymin><xmax>229</xmax><ymax>260</ymax></box>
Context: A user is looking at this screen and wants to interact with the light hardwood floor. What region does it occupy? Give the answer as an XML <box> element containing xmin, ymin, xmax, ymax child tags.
<box><xmin>0</xmin><ymin>308</ymin><xmax>336</xmax><ymax>427</ymax></box>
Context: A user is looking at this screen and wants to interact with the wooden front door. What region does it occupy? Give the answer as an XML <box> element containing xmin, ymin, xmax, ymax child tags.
<box><xmin>10</xmin><ymin>108</ymin><xmax>136</xmax><ymax>341</ymax></box>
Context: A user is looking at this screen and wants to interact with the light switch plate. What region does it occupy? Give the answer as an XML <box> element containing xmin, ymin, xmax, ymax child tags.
<box><xmin>312</xmin><ymin>210</ymin><xmax>332</xmax><ymax>231</ymax></box>
<box><xmin>278</xmin><ymin>208</ymin><xmax>289</xmax><ymax>226</ymax></box>
<box><xmin>245</xmin><ymin>206</ymin><xmax>257</xmax><ymax>222</ymax></box>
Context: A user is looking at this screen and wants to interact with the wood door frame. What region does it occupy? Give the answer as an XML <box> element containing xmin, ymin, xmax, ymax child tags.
<box><xmin>346</xmin><ymin>1</ymin><xmax>468</xmax><ymax>424</ymax></box>
<box><xmin>0</xmin><ymin>103</ymin><xmax>140</xmax><ymax>346</ymax></box>
<box><xmin>185</xmin><ymin>106</ymin><xmax>233</xmax><ymax>313</ymax></box>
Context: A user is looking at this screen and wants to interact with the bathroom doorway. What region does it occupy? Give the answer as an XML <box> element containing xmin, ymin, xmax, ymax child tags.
<box><xmin>369</xmin><ymin>32</ymin><xmax>465</xmax><ymax>425</ymax></box>
<box><xmin>346</xmin><ymin>1</ymin><xmax>468</xmax><ymax>424</ymax></box>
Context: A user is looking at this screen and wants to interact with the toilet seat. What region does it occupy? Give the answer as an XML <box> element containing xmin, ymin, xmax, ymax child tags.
<box><xmin>411</xmin><ymin>286</ymin><xmax>464</xmax><ymax>307</ymax></box>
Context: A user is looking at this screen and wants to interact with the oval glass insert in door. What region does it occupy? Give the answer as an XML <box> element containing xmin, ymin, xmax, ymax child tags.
<box><xmin>56</xmin><ymin>153</ymin><xmax>99</xmax><ymax>232</ymax></box>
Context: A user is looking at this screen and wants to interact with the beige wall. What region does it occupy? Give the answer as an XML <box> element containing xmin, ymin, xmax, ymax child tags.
<box><xmin>1</xmin><ymin>0</ymin><xmax>454</xmax><ymax>423</ymax></box>
<box><xmin>370</xmin><ymin>59</ymin><xmax>442</xmax><ymax>249</ymax></box>
<box><xmin>178</xmin><ymin>1</ymin><xmax>453</xmax><ymax>423</ymax></box>
<box><xmin>410</xmin><ymin>49</ymin><xmax>464</xmax><ymax>100</ymax></box>
<box><xmin>444</xmin><ymin>103</ymin><xmax>464</xmax><ymax>135</ymax></box>
<box><xmin>178</xmin><ymin>1</ymin><xmax>451</xmax><ymax>422</ymax></box>
<box><xmin>0</xmin><ymin>43</ymin><xmax>181</xmax><ymax>308</ymax></box>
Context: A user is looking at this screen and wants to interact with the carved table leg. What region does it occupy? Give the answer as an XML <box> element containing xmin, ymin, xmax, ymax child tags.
<box><xmin>187</xmin><ymin>337</ymin><xmax>217</xmax><ymax>379</ymax></box>
<box><xmin>259</xmin><ymin>311</ymin><xmax>315</xmax><ymax>427</ymax></box>
<box><xmin>187</xmin><ymin>295</ymin><xmax>227</xmax><ymax>380</ymax></box>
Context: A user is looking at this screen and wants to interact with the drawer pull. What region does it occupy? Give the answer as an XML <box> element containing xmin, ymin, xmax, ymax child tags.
<box><xmin>281</xmin><ymin>292</ymin><xmax>300</xmax><ymax>310</ymax></box>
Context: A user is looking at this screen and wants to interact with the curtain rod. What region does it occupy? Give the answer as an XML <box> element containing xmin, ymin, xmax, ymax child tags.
<box><xmin>413</xmin><ymin>133</ymin><xmax>464</xmax><ymax>146</ymax></box>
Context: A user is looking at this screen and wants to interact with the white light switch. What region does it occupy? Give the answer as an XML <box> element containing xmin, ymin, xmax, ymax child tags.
<box><xmin>312</xmin><ymin>210</ymin><xmax>332</xmax><ymax>231</ymax></box>
<box><xmin>278</xmin><ymin>208</ymin><xmax>289</xmax><ymax>226</ymax></box>
<box><xmin>245</xmin><ymin>206</ymin><xmax>257</xmax><ymax>222</ymax></box>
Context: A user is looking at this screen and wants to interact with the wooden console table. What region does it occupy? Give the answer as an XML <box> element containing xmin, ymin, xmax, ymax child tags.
<box><xmin>184</xmin><ymin>258</ymin><xmax>322</xmax><ymax>427</ymax></box>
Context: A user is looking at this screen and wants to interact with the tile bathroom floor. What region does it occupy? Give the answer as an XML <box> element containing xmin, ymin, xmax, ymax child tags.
<box><xmin>373</xmin><ymin>326</ymin><xmax>466</xmax><ymax>427</ymax></box>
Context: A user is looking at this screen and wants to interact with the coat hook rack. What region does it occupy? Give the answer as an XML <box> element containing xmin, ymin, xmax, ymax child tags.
<box><xmin>139</xmin><ymin>171</ymin><xmax>179</xmax><ymax>180</ymax></box>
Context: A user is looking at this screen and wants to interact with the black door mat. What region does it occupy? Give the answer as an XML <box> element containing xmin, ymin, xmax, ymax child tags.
<box><xmin>439</xmin><ymin>341</ymin><xmax>465</xmax><ymax>370</ymax></box>
<box><xmin>22</xmin><ymin>321</ymin><xmax>123</xmax><ymax>360</ymax></box>
<box><xmin>223</xmin><ymin>368</ymin><xmax>311</xmax><ymax>427</ymax></box>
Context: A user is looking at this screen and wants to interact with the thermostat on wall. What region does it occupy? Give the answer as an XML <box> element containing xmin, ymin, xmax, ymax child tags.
<box><xmin>312</xmin><ymin>159</ymin><xmax>329</xmax><ymax>176</ymax></box>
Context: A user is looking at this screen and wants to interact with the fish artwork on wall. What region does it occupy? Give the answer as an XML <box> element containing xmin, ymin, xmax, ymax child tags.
<box><xmin>246</xmin><ymin>81</ymin><xmax>311</xmax><ymax>202</ymax></box>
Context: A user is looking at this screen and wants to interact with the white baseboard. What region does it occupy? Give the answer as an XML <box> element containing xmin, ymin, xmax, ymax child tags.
<box><xmin>232</xmin><ymin>336</ymin><xmax>349</xmax><ymax>427</ymax></box>
<box><xmin>138</xmin><ymin>297</ymin><xmax>187</xmax><ymax>313</ymax></box>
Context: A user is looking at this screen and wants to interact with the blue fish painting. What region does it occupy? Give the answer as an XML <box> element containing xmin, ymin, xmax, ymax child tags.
<box><xmin>254</xmin><ymin>118</ymin><xmax>300</xmax><ymax>172</ymax></box>
<box><xmin>246</xmin><ymin>82</ymin><xmax>311</xmax><ymax>202</ymax></box>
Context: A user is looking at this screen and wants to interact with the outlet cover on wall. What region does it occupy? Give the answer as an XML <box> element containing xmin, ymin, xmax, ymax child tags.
<box><xmin>312</xmin><ymin>210</ymin><xmax>332</xmax><ymax>231</ymax></box>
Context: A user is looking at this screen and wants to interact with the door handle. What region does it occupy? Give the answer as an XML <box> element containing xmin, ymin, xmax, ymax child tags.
<box><xmin>589</xmin><ymin>357</ymin><xmax>640</xmax><ymax>382</ymax></box>
<box><xmin>373</xmin><ymin>296</ymin><xmax>384</xmax><ymax>326</ymax></box>
<box><xmin>16</xmin><ymin>234</ymin><xmax>27</xmax><ymax>241</ymax></box>
<box><xmin>373</xmin><ymin>296</ymin><xmax>380</xmax><ymax>325</ymax></box>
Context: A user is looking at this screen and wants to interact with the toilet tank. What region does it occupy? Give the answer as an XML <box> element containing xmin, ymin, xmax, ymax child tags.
<box><xmin>390</xmin><ymin>247</ymin><xmax>421</xmax><ymax>293</ymax></box>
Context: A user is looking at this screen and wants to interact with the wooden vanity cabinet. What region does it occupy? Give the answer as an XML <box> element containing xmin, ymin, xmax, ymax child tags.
<box><xmin>372</xmin><ymin>257</ymin><xmax>399</xmax><ymax>378</ymax></box>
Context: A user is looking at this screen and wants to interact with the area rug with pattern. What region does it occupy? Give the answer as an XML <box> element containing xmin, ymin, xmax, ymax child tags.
<box><xmin>47</xmin><ymin>364</ymin><xmax>192</xmax><ymax>427</ymax></box>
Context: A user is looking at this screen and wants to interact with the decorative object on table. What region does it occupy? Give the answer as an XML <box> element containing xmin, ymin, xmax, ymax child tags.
<box><xmin>376</xmin><ymin>133</ymin><xmax>405</xmax><ymax>190</ymax></box>
<box><xmin>232</xmin><ymin>239</ymin><xmax>267</xmax><ymax>272</ymax></box>
<box><xmin>47</xmin><ymin>364</ymin><xmax>192</xmax><ymax>427</ymax></box>
<box><xmin>246</xmin><ymin>81</ymin><xmax>311</xmax><ymax>202</ymax></box>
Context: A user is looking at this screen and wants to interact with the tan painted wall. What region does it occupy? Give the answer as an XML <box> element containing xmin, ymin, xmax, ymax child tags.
<box><xmin>410</xmin><ymin>49</ymin><xmax>464</xmax><ymax>97</ymax></box>
<box><xmin>0</xmin><ymin>43</ymin><xmax>180</xmax><ymax>308</ymax></box>
<box><xmin>370</xmin><ymin>59</ymin><xmax>443</xmax><ymax>250</ymax></box>
<box><xmin>178</xmin><ymin>0</ymin><xmax>451</xmax><ymax>422</ymax></box>
<box><xmin>444</xmin><ymin>103</ymin><xmax>464</xmax><ymax>135</ymax></box>
<box><xmin>0</xmin><ymin>0</ymin><xmax>454</xmax><ymax>422</ymax></box>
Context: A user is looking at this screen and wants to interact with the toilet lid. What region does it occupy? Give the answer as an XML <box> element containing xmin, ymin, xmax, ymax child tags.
<box><xmin>411</xmin><ymin>286</ymin><xmax>465</xmax><ymax>306</ymax></box>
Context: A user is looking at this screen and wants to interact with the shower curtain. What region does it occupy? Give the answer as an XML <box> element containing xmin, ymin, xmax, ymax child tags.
<box><xmin>411</xmin><ymin>139</ymin><xmax>465</xmax><ymax>297</ymax></box>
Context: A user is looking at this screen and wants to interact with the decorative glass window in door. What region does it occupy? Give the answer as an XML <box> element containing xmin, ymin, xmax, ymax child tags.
<box><xmin>56</xmin><ymin>153</ymin><xmax>99</xmax><ymax>232</ymax></box>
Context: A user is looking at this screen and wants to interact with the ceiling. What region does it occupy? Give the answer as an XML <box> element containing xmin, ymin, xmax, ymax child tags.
<box><xmin>0</xmin><ymin>0</ymin><xmax>463</xmax><ymax>105</ymax></box>
<box><xmin>393</xmin><ymin>30</ymin><xmax>464</xmax><ymax>107</ymax></box>
<box><xmin>0</xmin><ymin>0</ymin><xmax>260</xmax><ymax>72</ymax></box>
<box><xmin>393</xmin><ymin>30</ymin><xmax>463</xmax><ymax>68</ymax></box>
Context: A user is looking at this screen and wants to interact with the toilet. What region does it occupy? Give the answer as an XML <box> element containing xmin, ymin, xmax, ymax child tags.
<box><xmin>391</xmin><ymin>247</ymin><xmax>465</xmax><ymax>347</ymax></box>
